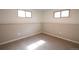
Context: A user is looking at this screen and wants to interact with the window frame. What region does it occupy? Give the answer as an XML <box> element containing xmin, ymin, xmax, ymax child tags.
<box><xmin>53</xmin><ymin>11</ymin><xmax>61</xmax><ymax>18</ymax></box>
<box><xmin>25</xmin><ymin>11</ymin><xmax>32</xmax><ymax>18</ymax></box>
<box><xmin>60</xmin><ymin>10</ymin><xmax>70</xmax><ymax>18</ymax></box>
<box><xmin>17</xmin><ymin>9</ymin><xmax>32</xmax><ymax>18</ymax></box>
<box><xmin>17</xmin><ymin>9</ymin><xmax>26</xmax><ymax>17</ymax></box>
<box><xmin>53</xmin><ymin>10</ymin><xmax>70</xmax><ymax>18</ymax></box>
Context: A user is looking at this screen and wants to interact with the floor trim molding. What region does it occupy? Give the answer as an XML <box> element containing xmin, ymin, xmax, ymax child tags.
<box><xmin>0</xmin><ymin>32</ymin><xmax>79</xmax><ymax>45</ymax></box>
<box><xmin>0</xmin><ymin>32</ymin><xmax>41</xmax><ymax>45</ymax></box>
<box><xmin>43</xmin><ymin>32</ymin><xmax>79</xmax><ymax>44</ymax></box>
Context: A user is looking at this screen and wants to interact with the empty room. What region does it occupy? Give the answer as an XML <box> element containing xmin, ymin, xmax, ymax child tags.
<box><xmin>0</xmin><ymin>9</ymin><xmax>79</xmax><ymax>50</ymax></box>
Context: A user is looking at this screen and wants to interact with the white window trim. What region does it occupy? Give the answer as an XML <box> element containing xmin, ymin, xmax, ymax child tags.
<box><xmin>61</xmin><ymin>10</ymin><xmax>70</xmax><ymax>18</ymax></box>
<box><xmin>18</xmin><ymin>10</ymin><xmax>25</xmax><ymax>17</ymax></box>
<box><xmin>54</xmin><ymin>10</ymin><xmax>70</xmax><ymax>18</ymax></box>
<box><xmin>25</xmin><ymin>11</ymin><xmax>32</xmax><ymax>18</ymax></box>
<box><xmin>54</xmin><ymin>11</ymin><xmax>61</xmax><ymax>18</ymax></box>
<box><xmin>18</xmin><ymin>9</ymin><xmax>32</xmax><ymax>18</ymax></box>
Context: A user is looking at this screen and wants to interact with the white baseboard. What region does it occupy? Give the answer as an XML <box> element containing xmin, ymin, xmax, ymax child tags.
<box><xmin>43</xmin><ymin>32</ymin><xmax>79</xmax><ymax>44</ymax></box>
<box><xmin>0</xmin><ymin>32</ymin><xmax>79</xmax><ymax>45</ymax></box>
<box><xmin>0</xmin><ymin>32</ymin><xmax>41</xmax><ymax>45</ymax></box>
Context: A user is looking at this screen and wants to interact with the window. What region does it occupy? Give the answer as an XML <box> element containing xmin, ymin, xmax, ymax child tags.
<box><xmin>54</xmin><ymin>10</ymin><xmax>70</xmax><ymax>18</ymax></box>
<box><xmin>54</xmin><ymin>12</ymin><xmax>60</xmax><ymax>18</ymax></box>
<box><xmin>18</xmin><ymin>10</ymin><xmax>32</xmax><ymax>18</ymax></box>
<box><xmin>26</xmin><ymin>11</ymin><xmax>32</xmax><ymax>17</ymax></box>
<box><xmin>18</xmin><ymin>10</ymin><xmax>25</xmax><ymax>17</ymax></box>
<box><xmin>61</xmin><ymin>10</ymin><xmax>69</xmax><ymax>17</ymax></box>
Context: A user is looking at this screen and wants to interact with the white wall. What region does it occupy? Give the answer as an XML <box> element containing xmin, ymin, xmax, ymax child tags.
<box><xmin>0</xmin><ymin>9</ymin><xmax>79</xmax><ymax>44</ymax></box>
<box><xmin>0</xmin><ymin>9</ymin><xmax>42</xmax><ymax>23</ymax></box>
<box><xmin>0</xmin><ymin>9</ymin><xmax>42</xmax><ymax>44</ymax></box>
<box><xmin>43</xmin><ymin>9</ymin><xmax>79</xmax><ymax>24</ymax></box>
<box><xmin>43</xmin><ymin>9</ymin><xmax>79</xmax><ymax>43</ymax></box>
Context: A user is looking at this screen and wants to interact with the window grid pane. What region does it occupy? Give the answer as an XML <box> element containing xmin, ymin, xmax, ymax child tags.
<box><xmin>26</xmin><ymin>11</ymin><xmax>32</xmax><ymax>17</ymax></box>
<box><xmin>61</xmin><ymin>10</ymin><xmax>69</xmax><ymax>17</ymax></box>
<box><xmin>18</xmin><ymin>10</ymin><xmax>25</xmax><ymax>17</ymax></box>
<box><xmin>54</xmin><ymin>12</ymin><xmax>60</xmax><ymax>18</ymax></box>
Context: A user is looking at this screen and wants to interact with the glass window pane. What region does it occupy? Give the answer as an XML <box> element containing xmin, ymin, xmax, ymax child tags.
<box><xmin>54</xmin><ymin>12</ymin><xmax>60</xmax><ymax>18</ymax></box>
<box><xmin>18</xmin><ymin>10</ymin><xmax>25</xmax><ymax>17</ymax></box>
<box><xmin>26</xmin><ymin>11</ymin><xmax>32</xmax><ymax>17</ymax></box>
<box><xmin>61</xmin><ymin>10</ymin><xmax>69</xmax><ymax>17</ymax></box>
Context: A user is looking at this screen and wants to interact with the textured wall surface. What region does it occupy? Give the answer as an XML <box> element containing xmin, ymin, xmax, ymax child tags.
<box><xmin>43</xmin><ymin>9</ymin><xmax>79</xmax><ymax>43</ymax></box>
<box><xmin>0</xmin><ymin>9</ymin><xmax>42</xmax><ymax>44</ymax></box>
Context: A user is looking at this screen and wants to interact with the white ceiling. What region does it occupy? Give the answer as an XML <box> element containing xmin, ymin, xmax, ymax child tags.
<box><xmin>17</xmin><ymin>9</ymin><xmax>67</xmax><ymax>12</ymax></box>
<box><xmin>32</xmin><ymin>9</ymin><xmax>66</xmax><ymax>12</ymax></box>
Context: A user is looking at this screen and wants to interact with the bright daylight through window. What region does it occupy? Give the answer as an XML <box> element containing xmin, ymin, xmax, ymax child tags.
<box><xmin>18</xmin><ymin>10</ymin><xmax>32</xmax><ymax>18</ymax></box>
<box><xmin>54</xmin><ymin>12</ymin><xmax>60</xmax><ymax>18</ymax></box>
<box><xmin>18</xmin><ymin>10</ymin><xmax>25</xmax><ymax>17</ymax></box>
<box><xmin>54</xmin><ymin>10</ymin><xmax>70</xmax><ymax>18</ymax></box>
<box><xmin>61</xmin><ymin>10</ymin><xmax>69</xmax><ymax>17</ymax></box>
<box><xmin>26</xmin><ymin>11</ymin><xmax>32</xmax><ymax>17</ymax></box>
